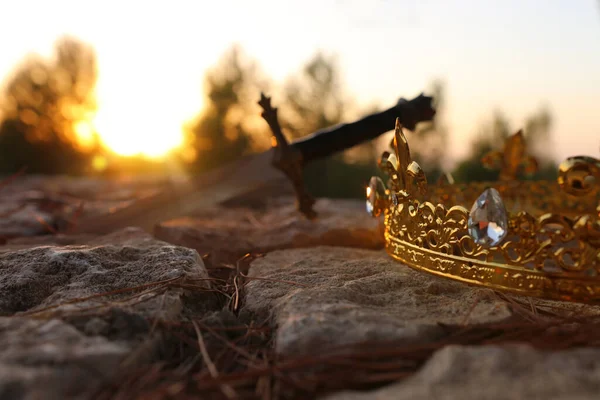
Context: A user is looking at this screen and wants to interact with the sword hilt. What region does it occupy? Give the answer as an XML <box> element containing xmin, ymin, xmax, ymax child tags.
<box><xmin>258</xmin><ymin>92</ymin><xmax>437</xmax><ymax>219</ymax></box>
<box><xmin>258</xmin><ymin>94</ymin><xmax>316</xmax><ymax>219</ymax></box>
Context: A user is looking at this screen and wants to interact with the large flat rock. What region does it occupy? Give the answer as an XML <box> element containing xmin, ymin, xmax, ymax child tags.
<box><xmin>241</xmin><ymin>246</ymin><xmax>512</xmax><ymax>356</ymax></box>
<box><xmin>0</xmin><ymin>227</ymin><xmax>213</xmax><ymax>399</ymax></box>
<box><xmin>0</xmin><ymin>227</ymin><xmax>208</xmax><ymax>316</ymax></box>
<box><xmin>323</xmin><ymin>344</ymin><xmax>600</xmax><ymax>400</ymax></box>
<box><xmin>154</xmin><ymin>198</ymin><xmax>384</xmax><ymax>265</ymax></box>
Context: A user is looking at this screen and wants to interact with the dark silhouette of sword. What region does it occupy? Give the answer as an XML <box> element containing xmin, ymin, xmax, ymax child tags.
<box><xmin>75</xmin><ymin>92</ymin><xmax>435</xmax><ymax>233</ymax></box>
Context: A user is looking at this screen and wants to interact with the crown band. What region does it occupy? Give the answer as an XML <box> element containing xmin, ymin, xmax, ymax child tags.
<box><xmin>368</xmin><ymin>119</ymin><xmax>600</xmax><ymax>304</ymax></box>
<box><xmin>385</xmin><ymin>233</ymin><xmax>600</xmax><ymax>301</ymax></box>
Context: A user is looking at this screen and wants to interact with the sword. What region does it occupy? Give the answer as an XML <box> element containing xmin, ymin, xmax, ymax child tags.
<box><xmin>74</xmin><ymin>92</ymin><xmax>435</xmax><ymax>234</ymax></box>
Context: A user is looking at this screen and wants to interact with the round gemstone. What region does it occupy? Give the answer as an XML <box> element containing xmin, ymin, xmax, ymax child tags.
<box><xmin>468</xmin><ymin>188</ymin><xmax>508</xmax><ymax>246</ymax></box>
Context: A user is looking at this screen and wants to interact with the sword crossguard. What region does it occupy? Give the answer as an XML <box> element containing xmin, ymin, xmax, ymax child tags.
<box><xmin>258</xmin><ymin>93</ymin><xmax>317</xmax><ymax>219</ymax></box>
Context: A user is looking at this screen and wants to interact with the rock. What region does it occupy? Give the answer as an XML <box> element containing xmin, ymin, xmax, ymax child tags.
<box><xmin>67</xmin><ymin>307</ymin><xmax>152</xmax><ymax>342</ymax></box>
<box><xmin>1</xmin><ymin>233</ymin><xmax>99</xmax><ymax>252</ymax></box>
<box><xmin>0</xmin><ymin>227</ymin><xmax>215</xmax><ymax>399</ymax></box>
<box><xmin>155</xmin><ymin>198</ymin><xmax>384</xmax><ymax>265</ymax></box>
<box><xmin>0</xmin><ymin>174</ymin><xmax>168</xmax><ymax>240</ymax></box>
<box><xmin>0</xmin><ymin>227</ymin><xmax>209</xmax><ymax>316</ymax></box>
<box><xmin>241</xmin><ymin>246</ymin><xmax>511</xmax><ymax>356</ymax></box>
<box><xmin>0</xmin><ymin>317</ymin><xmax>129</xmax><ymax>400</ymax></box>
<box><xmin>323</xmin><ymin>344</ymin><xmax>600</xmax><ymax>400</ymax></box>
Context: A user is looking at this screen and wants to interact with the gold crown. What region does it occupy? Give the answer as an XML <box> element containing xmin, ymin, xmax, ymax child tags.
<box><xmin>367</xmin><ymin>118</ymin><xmax>600</xmax><ymax>304</ymax></box>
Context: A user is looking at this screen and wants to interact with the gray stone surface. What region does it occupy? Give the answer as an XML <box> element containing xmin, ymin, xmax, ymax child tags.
<box><xmin>242</xmin><ymin>246</ymin><xmax>511</xmax><ymax>356</ymax></box>
<box><xmin>0</xmin><ymin>190</ymin><xmax>598</xmax><ymax>399</ymax></box>
<box><xmin>1</xmin><ymin>233</ymin><xmax>99</xmax><ymax>252</ymax></box>
<box><xmin>0</xmin><ymin>317</ymin><xmax>129</xmax><ymax>400</ymax></box>
<box><xmin>0</xmin><ymin>227</ymin><xmax>208</xmax><ymax>316</ymax></box>
<box><xmin>323</xmin><ymin>344</ymin><xmax>600</xmax><ymax>400</ymax></box>
<box><xmin>154</xmin><ymin>198</ymin><xmax>384</xmax><ymax>265</ymax></box>
<box><xmin>0</xmin><ymin>226</ymin><xmax>213</xmax><ymax>399</ymax></box>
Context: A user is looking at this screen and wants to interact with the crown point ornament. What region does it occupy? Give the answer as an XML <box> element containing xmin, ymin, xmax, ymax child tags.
<box><xmin>481</xmin><ymin>130</ymin><xmax>539</xmax><ymax>181</ymax></box>
<box><xmin>376</xmin><ymin>118</ymin><xmax>428</xmax><ymax>199</ymax></box>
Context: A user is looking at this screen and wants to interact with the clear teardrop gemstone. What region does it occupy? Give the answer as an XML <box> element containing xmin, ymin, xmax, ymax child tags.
<box><xmin>366</xmin><ymin>176</ymin><xmax>387</xmax><ymax>217</ymax></box>
<box><xmin>468</xmin><ymin>188</ymin><xmax>508</xmax><ymax>246</ymax></box>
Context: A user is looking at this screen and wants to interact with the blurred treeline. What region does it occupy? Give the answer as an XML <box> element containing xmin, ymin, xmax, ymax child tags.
<box><xmin>0</xmin><ymin>37</ymin><xmax>557</xmax><ymax>197</ymax></box>
<box><xmin>0</xmin><ymin>37</ymin><xmax>100</xmax><ymax>174</ymax></box>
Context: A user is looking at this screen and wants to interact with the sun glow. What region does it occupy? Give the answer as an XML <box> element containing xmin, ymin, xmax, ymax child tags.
<box><xmin>73</xmin><ymin>120</ymin><xmax>96</xmax><ymax>150</ymax></box>
<box><xmin>89</xmin><ymin>64</ymin><xmax>204</xmax><ymax>159</ymax></box>
<box><xmin>91</xmin><ymin>107</ymin><xmax>185</xmax><ymax>158</ymax></box>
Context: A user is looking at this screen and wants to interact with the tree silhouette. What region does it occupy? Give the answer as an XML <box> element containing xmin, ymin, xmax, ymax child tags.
<box><xmin>282</xmin><ymin>52</ymin><xmax>351</xmax><ymax>138</ymax></box>
<box><xmin>182</xmin><ymin>46</ymin><xmax>268</xmax><ymax>173</ymax></box>
<box><xmin>0</xmin><ymin>36</ymin><xmax>99</xmax><ymax>174</ymax></box>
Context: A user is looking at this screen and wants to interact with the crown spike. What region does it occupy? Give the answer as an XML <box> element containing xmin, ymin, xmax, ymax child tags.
<box><xmin>392</xmin><ymin>119</ymin><xmax>411</xmax><ymax>185</ymax></box>
<box><xmin>482</xmin><ymin>130</ymin><xmax>539</xmax><ymax>181</ymax></box>
<box><xmin>378</xmin><ymin>118</ymin><xmax>428</xmax><ymax>196</ymax></box>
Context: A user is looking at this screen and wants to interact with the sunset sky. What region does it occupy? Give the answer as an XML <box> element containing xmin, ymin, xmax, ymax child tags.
<box><xmin>0</xmin><ymin>0</ymin><xmax>598</xmax><ymax>163</ymax></box>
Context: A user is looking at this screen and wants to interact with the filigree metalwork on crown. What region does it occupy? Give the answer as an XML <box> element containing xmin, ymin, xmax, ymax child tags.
<box><xmin>368</xmin><ymin>118</ymin><xmax>600</xmax><ymax>303</ymax></box>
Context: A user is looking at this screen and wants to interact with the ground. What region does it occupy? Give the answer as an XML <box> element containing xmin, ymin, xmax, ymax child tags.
<box><xmin>0</xmin><ymin>175</ymin><xmax>598</xmax><ymax>400</ymax></box>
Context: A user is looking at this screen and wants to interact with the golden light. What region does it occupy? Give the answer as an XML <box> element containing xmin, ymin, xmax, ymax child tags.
<box><xmin>90</xmin><ymin>67</ymin><xmax>203</xmax><ymax>159</ymax></box>
<box><xmin>91</xmin><ymin>107</ymin><xmax>185</xmax><ymax>158</ymax></box>
<box><xmin>91</xmin><ymin>154</ymin><xmax>108</xmax><ymax>171</ymax></box>
<box><xmin>73</xmin><ymin>120</ymin><xmax>95</xmax><ymax>150</ymax></box>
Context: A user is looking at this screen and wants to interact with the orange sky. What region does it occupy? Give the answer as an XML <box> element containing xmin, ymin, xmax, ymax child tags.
<box><xmin>0</xmin><ymin>0</ymin><xmax>598</xmax><ymax>164</ymax></box>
